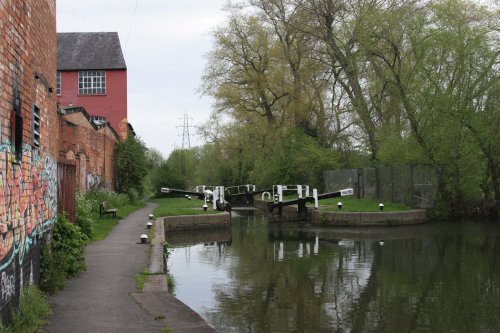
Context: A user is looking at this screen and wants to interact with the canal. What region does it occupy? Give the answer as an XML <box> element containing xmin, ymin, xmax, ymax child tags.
<box><xmin>166</xmin><ymin>209</ymin><xmax>500</xmax><ymax>332</ymax></box>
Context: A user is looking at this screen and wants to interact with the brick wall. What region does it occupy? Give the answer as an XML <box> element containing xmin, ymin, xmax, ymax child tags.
<box><xmin>59</xmin><ymin>107</ymin><xmax>118</xmax><ymax>191</ymax></box>
<box><xmin>0</xmin><ymin>0</ymin><xmax>57</xmax><ymax>324</ymax></box>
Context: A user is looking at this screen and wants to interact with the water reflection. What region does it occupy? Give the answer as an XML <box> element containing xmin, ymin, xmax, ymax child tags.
<box><xmin>166</xmin><ymin>211</ymin><xmax>500</xmax><ymax>332</ymax></box>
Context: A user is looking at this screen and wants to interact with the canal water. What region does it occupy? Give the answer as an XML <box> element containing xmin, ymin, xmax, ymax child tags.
<box><xmin>166</xmin><ymin>209</ymin><xmax>500</xmax><ymax>332</ymax></box>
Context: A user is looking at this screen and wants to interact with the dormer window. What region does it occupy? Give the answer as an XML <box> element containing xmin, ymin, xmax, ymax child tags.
<box><xmin>78</xmin><ymin>71</ymin><xmax>106</xmax><ymax>95</ymax></box>
<box><xmin>90</xmin><ymin>116</ymin><xmax>106</xmax><ymax>127</ymax></box>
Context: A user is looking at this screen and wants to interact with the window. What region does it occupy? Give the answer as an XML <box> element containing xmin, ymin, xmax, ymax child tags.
<box><xmin>90</xmin><ymin>116</ymin><xmax>106</xmax><ymax>126</ymax></box>
<box><xmin>78</xmin><ymin>71</ymin><xmax>106</xmax><ymax>95</ymax></box>
<box><xmin>11</xmin><ymin>87</ymin><xmax>23</xmax><ymax>162</ymax></box>
<box><xmin>32</xmin><ymin>105</ymin><xmax>40</xmax><ymax>149</ymax></box>
<box><xmin>56</xmin><ymin>71</ymin><xmax>61</xmax><ymax>95</ymax></box>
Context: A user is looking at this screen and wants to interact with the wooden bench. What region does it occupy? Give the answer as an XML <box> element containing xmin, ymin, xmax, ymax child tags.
<box><xmin>99</xmin><ymin>201</ymin><xmax>117</xmax><ymax>219</ymax></box>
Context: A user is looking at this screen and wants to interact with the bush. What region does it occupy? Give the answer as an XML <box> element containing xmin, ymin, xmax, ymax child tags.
<box><xmin>40</xmin><ymin>215</ymin><xmax>87</xmax><ymax>293</ymax></box>
<box><xmin>127</xmin><ymin>188</ymin><xmax>139</xmax><ymax>204</ymax></box>
<box><xmin>75</xmin><ymin>191</ymin><xmax>95</xmax><ymax>238</ymax></box>
<box><xmin>1</xmin><ymin>286</ymin><xmax>52</xmax><ymax>332</ymax></box>
<box><xmin>39</xmin><ymin>243</ymin><xmax>67</xmax><ymax>293</ymax></box>
<box><xmin>52</xmin><ymin>215</ymin><xmax>86</xmax><ymax>277</ymax></box>
<box><xmin>77</xmin><ymin>189</ymin><xmax>129</xmax><ymax>217</ymax></box>
<box><xmin>75</xmin><ymin>215</ymin><xmax>93</xmax><ymax>239</ymax></box>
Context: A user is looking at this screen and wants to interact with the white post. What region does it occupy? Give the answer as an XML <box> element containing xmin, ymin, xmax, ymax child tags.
<box><xmin>313</xmin><ymin>188</ymin><xmax>318</xmax><ymax>209</ymax></box>
<box><xmin>219</xmin><ymin>186</ymin><xmax>225</xmax><ymax>203</ymax></box>
<box><xmin>278</xmin><ymin>185</ymin><xmax>283</xmax><ymax>202</ymax></box>
<box><xmin>297</xmin><ymin>185</ymin><xmax>303</xmax><ymax>199</ymax></box>
<box><xmin>305</xmin><ymin>185</ymin><xmax>310</xmax><ymax>198</ymax></box>
<box><xmin>298</xmin><ymin>242</ymin><xmax>303</xmax><ymax>258</ymax></box>
<box><xmin>213</xmin><ymin>188</ymin><xmax>218</xmax><ymax>210</ymax></box>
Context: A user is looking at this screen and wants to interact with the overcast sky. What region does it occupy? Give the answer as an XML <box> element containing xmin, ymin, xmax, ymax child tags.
<box><xmin>57</xmin><ymin>0</ymin><xmax>497</xmax><ymax>159</ymax></box>
<box><xmin>57</xmin><ymin>0</ymin><xmax>230</xmax><ymax>158</ymax></box>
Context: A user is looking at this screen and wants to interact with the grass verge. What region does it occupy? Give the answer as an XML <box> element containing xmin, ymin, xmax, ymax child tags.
<box><xmin>0</xmin><ymin>287</ymin><xmax>51</xmax><ymax>333</ymax></box>
<box><xmin>152</xmin><ymin>197</ymin><xmax>223</xmax><ymax>217</ymax></box>
<box><xmin>90</xmin><ymin>201</ymin><xmax>146</xmax><ymax>242</ymax></box>
<box><xmin>261</xmin><ymin>194</ymin><xmax>411</xmax><ymax>212</ymax></box>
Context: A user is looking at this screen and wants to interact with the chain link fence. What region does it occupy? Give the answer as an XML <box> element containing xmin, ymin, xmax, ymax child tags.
<box><xmin>324</xmin><ymin>165</ymin><xmax>439</xmax><ymax>208</ymax></box>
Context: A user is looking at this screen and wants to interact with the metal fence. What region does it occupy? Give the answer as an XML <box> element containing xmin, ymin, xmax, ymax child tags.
<box><xmin>324</xmin><ymin>165</ymin><xmax>439</xmax><ymax>208</ymax></box>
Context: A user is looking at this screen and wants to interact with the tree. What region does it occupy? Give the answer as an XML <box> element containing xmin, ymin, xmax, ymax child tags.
<box><xmin>199</xmin><ymin>0</ymin><xmax>499</xmax><ymax>215</ymax></box>
<box><xmin>151</xmin><ymin>148</ymin><xmax>200</xmax><ymax>194</ymax></box>
<box><xmin>143</xmin><ymin>148</ymin><xmax>165</xmax><ymax>195</ymax></box>
<box><xmin>114</xmin><ymin>135</ymin><xmax>148</xmax><ymax>195</ymax></box>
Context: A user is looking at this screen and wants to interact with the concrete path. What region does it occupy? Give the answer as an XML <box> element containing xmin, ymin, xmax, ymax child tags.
<box><xmin>45</xmin><ymin>202</ymin><xmax>215</xmax><ymax>333</ymax></box>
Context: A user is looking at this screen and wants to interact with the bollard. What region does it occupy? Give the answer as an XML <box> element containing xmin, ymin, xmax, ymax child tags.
<box><xmin>379</xmin><ymin>203</ymin><xmax>384</xmax><ymax>211</ymax></box>
<box><xmin>140</xmin><ymin>234</ymin><xmax>148</xmax><ymax>244</ymax></box>
<box><xmin>337</xmin><ymin>202</ymin><xmax>343</xmax><ymax>210</ymax></box>
<box><xmin>203</xmin><ymin>204</ymin><xmax>208</xmax><ymax>211</ymax></box>
<box><xmin>146</xmin><ymin>221</ymin><xmax>153</xmax><ymax>229</ymax></box>
<box><xmin>188</xmin><ymin>196</ymin><xmax>192</xmax><ymax>200</ymax></box>
<box><xmin>148</xmin><ymin>214</ymin><xmax>154</xmax><ymax>220</ymax></box>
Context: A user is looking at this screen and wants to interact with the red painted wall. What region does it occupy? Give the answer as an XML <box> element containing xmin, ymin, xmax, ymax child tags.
<box><xmin>57</xmin><ymin>69</ymin><xmax>128</xmax><ymax>139</ymax></box>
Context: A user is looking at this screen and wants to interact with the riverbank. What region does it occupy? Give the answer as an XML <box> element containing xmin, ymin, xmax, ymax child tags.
<box><xmin>311</xmin><ymin>209</ymin><xmax>426</xmax><ymax>226</ymax></box>
<box><xmin>134</xmin><ymin>216</ymin><xmax>216</xmax><ymax>332</ymax></box>
<box><xmin>254</xmin><ymin>198</ymin><xmax>427</xmax><ymax>225</ymax></box>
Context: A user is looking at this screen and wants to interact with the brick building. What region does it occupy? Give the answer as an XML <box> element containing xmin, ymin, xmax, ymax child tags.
<box><xmin>0</xmin><ymin>0</ymin><xmax>58</xmax><ymax>323</ymax></box>
<box><xmin>56</xmin><ymin>32</ymin><xmax>128</xmax><ymax>140</ymax></box>
<box><xmin>59</xmin><ymin>106</ymin><xmax>119</xmax><ymax>193</ymax></box>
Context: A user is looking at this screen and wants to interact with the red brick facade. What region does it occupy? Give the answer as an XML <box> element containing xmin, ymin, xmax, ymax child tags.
<box><xmin>59</xmin><ymin>106</ymin><xmax>118</xmax><ymax>191</ymax></box>
<box><xmin>0</xmin><ymin>0</ymin><xmax>58</xmax><ymax>324</ymax></box>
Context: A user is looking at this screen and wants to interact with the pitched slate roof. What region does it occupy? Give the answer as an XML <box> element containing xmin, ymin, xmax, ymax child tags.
<box><xmin>57</xmin><ymin>32</ymin><xmax>126</xmax><ymax>70</ymax></box>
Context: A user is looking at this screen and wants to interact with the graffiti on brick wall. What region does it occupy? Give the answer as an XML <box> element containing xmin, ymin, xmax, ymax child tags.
<box><xmin>86</xmin><ymin>172</ymin><xmax>101</xmax><ymax>190</ymax></box>
<box><xmin>1</xmin><ymin>269</ymin><xmax>15</xmax><ymax>303</ymax></box>
<box><xmin>0</xmin><ymin>141</ymin><xmax>57</xmax><ymax>273</ymax></box>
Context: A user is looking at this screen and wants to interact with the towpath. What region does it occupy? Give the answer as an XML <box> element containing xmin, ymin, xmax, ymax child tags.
<box><xmin>45</xmin><ymin>201</ymin><xmax>214</xmax><ymax>333</ymax></box>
